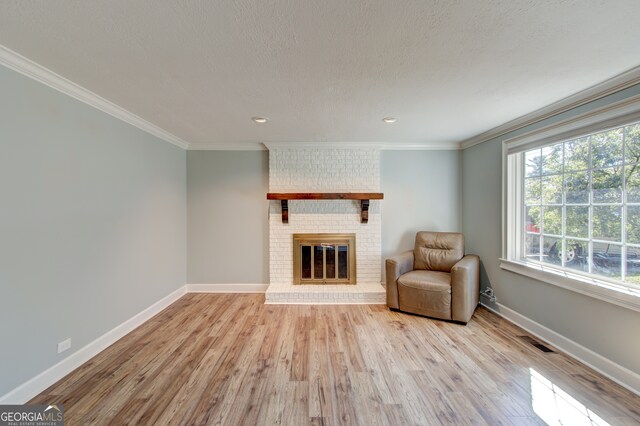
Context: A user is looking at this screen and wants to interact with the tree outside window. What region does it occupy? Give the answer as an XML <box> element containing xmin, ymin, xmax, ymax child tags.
<box><xmin>523</xmin><ymin>122</ymin><xmax>640</xmax><ymax>285</ymax></box>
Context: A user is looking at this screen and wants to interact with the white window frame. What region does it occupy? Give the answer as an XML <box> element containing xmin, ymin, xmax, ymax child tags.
<box><xmin>501</xmin><ymin>93</ymin><xmax>640</xmax><ymax>312</ymax></box>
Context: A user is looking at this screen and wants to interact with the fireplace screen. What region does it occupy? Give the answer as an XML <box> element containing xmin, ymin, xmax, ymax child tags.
<box><xmin>293</xmin><ymin>233</ymin><xmax>356</xmax><ymax>284</ymax></box>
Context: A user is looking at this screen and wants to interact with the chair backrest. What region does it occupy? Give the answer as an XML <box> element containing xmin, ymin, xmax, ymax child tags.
<box><xmin>414</xmin><ymin>231</ymin><xmax>464</xmax><ymax>272</ymax></box>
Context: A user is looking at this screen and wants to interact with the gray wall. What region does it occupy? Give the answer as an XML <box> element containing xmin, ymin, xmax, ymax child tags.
<box><xmin>187</xmin><ymin>151</ymin><xmax>269</xmax><ymax>283</ymax></box>
<box><xmin>462</xmin><ymin>84</ymin><xmax>640</xmax><ymax>375</ymax></box>
<box><xmin>186</xmin><ymin>150</ymin><xmax>462</xmax><ymax>284</ymax></box>
<box><xmin>0</xmin><ymin>66</ymin><xmax>187</xmax><ymax>396</ymax></box>
<box><xmin>381</xmin><ymin>150</ymin><xmax>462</xmax><ymax>268</ymax></box>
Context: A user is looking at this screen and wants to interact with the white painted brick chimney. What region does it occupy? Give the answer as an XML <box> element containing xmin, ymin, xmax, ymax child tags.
<box><xmin>266</xmin><ymin>146</ymin><xmax>384</xmax><ymax>303</ymax></box>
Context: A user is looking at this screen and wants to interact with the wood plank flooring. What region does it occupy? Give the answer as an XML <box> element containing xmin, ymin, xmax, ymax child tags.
<box><xmin>31</xmin><ymin>294</ymin><xmax>640</xmax><ymax>425</ymax></box>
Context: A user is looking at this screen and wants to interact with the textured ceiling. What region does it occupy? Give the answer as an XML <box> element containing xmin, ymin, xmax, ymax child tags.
<box><xmin>1</xmin><ymin>1</ymin><xmax>640</xmax><ymax>148</ymax></box>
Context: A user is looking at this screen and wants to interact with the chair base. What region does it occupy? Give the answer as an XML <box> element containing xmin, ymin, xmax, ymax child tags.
<box><xmin>388</xmin><ymin>306</ymin><xmax>470</xmax><ymax>325</ymax></box>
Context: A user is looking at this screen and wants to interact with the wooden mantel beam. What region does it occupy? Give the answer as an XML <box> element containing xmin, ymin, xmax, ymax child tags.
<box><xmin>267</xmin><ymin>193</ymin><xmax>383</xmax><ymax>200</ymax></box>
<box><xmin>266</xmin><ymin>192</ymin><xmax>384</xmax><ymax>223</ymax></box>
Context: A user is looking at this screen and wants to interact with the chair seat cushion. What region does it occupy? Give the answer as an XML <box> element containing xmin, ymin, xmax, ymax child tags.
<box><xmin>397</xmin><ymin>270</ymin><xmax>451</xmax><ymax>291</ymax></box>
<box><xmin>397</xmin><ymin>270</ymin><xmax>452</xmax><ymax>320</ymax></box>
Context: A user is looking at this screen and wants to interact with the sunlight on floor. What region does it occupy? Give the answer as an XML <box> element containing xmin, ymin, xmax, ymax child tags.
<box><xmin>530</xmin><ymin>368</ymin><xmax>610</xmax><ymax>426</ymax></box>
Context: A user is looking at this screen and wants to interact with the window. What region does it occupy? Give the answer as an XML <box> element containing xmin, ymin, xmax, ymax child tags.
<box><xmin>502</xmin><ymin>95</ymin><xmax>640</xmax><ymax>310</ymax></box>
<box><xmin>522</xmin><ymin>122</ymin><xmax>640</xmax><ymax>285</ymax></box>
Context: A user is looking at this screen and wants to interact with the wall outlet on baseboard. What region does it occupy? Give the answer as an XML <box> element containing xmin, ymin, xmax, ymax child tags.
<box><xmin>481</xmin><ymin>288</ymin><xmax>497</xmax><ymax>303</ymax></box>
<box><xmin>57</xmin><ymin>338</ymin><xmax>71</xmax><ymax>354</ymax></box>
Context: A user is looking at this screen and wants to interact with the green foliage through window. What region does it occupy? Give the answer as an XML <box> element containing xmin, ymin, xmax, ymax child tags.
<box><xmin>523</xmin><ymin>122</ymin><xmax>640</xmax><ymax>284</ymax></box>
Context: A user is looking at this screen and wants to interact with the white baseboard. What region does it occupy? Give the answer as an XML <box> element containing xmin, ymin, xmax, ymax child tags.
<box><xmin>186</xmin><ymin>283</ymin><xmax>268</xmax><ymax>293</ymax></box>
<box><xmin>481</xmin><ymin>302</ymin><xmax>640</xmax><ymax>397</ymax></box>
<box><xmin>0</xmin><ymin>286</ymin><xmax>187</xmax><ymax>405</ymax></box>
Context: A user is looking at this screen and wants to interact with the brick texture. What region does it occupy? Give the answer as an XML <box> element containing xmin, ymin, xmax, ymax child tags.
<box><xmin>268</xmin><ymin>148</ymin><xmax>382</xmax><ymax>298</ymax></box>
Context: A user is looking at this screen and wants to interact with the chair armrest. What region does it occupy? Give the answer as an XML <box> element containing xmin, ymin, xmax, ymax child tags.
<box><xmin>385</xmin><ymin>250</ymin><xmax>414</xmax><ymax>309</ymax></box>
<box><xmin>451</xmin><ymin>255</ymin><xmax>480</xmax><ymax>323</ymax></box>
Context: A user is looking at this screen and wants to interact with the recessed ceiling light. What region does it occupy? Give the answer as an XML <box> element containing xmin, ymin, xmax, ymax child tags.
<box><xmin>252</xmin><ymin>116</ymin><xmax>269</xmax><ymax>123</ymax></box>
<box><xmin>382</xmin><ymin>117</ymin><xmax>398</xmax><ymax>123</ymax></box>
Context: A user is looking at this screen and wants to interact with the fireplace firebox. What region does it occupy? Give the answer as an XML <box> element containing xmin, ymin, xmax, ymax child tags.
<box><xmin>293</xmin><ymin>233</ymin><xmax>356</xmax><ymax>284</ymax></box>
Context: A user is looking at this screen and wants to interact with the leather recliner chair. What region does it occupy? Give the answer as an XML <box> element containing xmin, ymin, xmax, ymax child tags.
<box><xmin>385</xmin><ymin>231</ymin><xmax>480</xmax><ymax>324</ymax></box>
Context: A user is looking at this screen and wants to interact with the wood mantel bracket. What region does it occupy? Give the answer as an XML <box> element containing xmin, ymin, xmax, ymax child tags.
<box><xmin>280</xmin><ymin>200</ymin><xmax>289</xmax><ymax>223</ymax></box>
<box><xmin>361</xmin><ymin>199</ymin><xmax>370</xmax><ymax>223</ymax></box>
<box><xmin>267</xmin><ymin>193</ymin><xmax>384</xmax><ymax>224</ymax></box>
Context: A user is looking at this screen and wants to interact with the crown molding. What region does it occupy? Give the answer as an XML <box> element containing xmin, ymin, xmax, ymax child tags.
<box><xmin>187</xmin><ymin>142</ymin><xmax>267</xmax><ymax>151</ymax></box>
<box><xmin>263</xmin><ymin>141</ymin><xmax>384</xmax><ymax>150</ymax></box>
<box><xmin>190</xmin><ymin>141</ymin><xmax>461</xmax><ymax>151</ymax></box>
<box><xmin>262</xmin><ymin>141</ymin><xmax>460</xmax><ymax>150</ymax></box>
<box><xmin>380</xmin><ymin>142</ymin><xmax>460</xmax><ymax>150</ymax></box>
<box><xmin>503</xmin><ymin>93</ymin><xmax>640</xmax><ymax>154</ymax></box>
<box><xmin>460</xmin><ymin>65</ymin><xmax>640</xmax><ymax>150</ymax></box>
<box><xmin>0</xmin><ymin>44</ymin><xmax>190</xmax><ymax>149</ymax></box>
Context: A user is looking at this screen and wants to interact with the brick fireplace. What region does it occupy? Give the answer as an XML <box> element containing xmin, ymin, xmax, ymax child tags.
<box><xmin>264</xmin><ymin>145</ymin><xmax>385</xmax><ymax>304</ymax></box>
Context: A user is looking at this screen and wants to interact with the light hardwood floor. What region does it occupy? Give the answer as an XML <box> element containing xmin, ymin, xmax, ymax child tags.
<box><xmin>31</xmin><ymin>294</ymin><xmax>640</xmax><ymax>425</ymax></box>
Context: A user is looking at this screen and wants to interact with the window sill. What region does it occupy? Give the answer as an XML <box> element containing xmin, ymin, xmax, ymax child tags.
<box><xmin>499</xmin><ymin>259</ymin><xmax>640</xmax><ymax>313</ymax></box>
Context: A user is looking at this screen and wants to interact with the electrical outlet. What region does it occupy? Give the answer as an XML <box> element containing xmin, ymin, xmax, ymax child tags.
<box><xmin>57</xmin><ymin>338</ymin><xmax>71</xmax><ymax>354</ymax></box>
<box><xmin>481</xmin><ymin>288</ymin><xmax>497</xmax><ymax>303</ymax></box>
